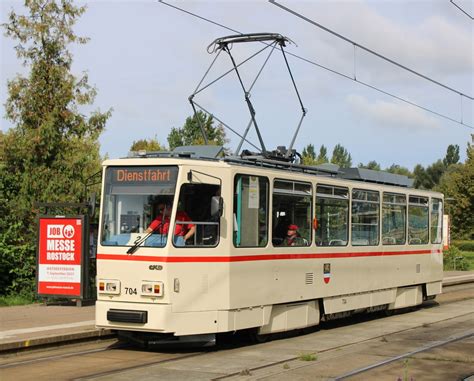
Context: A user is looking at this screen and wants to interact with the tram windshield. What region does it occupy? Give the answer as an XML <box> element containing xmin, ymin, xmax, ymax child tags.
<box><xmin>101</xmin><ymin>166</ymin><xmax>178</xmax><ymax>248</ymax></box>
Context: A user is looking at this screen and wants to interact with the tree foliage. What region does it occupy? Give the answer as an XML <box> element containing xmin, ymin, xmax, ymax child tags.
<box><xmin>301</xmin><ymin>144</ymin><xmax>316</xmax><ymax>164</ymax></box>
<box><xmin>413</xmin><ymin>145</ymin><xmax>462</xmax><ymax>190</ymax></box>
<box><xmin>130</xmin><ymin>136</ymin><xmax>164</xmax><ymax>152</ymax></box>
<box><xmin>301</xmin><ymin>144</ymin><xmax>329</xmax><ymax>166</ymax></box>
<box><xmin>358</xmin><ymin>160</ymin><xmax>381</xmax><ymax>171</ymax></box>
<box><xmin>317</xmin><ymin>145</ymin><xmax>328</xmax><ymax>164</ymax></box>
<box><xmin>167</xmin><ymin>111</ymin><xmax>227</xmax><ymax>150</ymax></box>
<box><xmin>0</xmin><ymin>0</ymin><xmax>110</xmax><ymax>295</ymax></box>
<box><xmin>413</xmin><ymin>161</ymin><xmax>443</xmax><ymax>190</ymax></box>
<box><xmin>331</xmin><ymin>144</ymin><xmax>352</xmax><ymax>168</ymax></box>
<box><xmin>385</xmin><ymin>164</ymin><xmax>412</xmax><ymax>177</ymax></box>
<box><xmin>437</xmin><ymin>136</ymin><xmax>474</xmax><ymax>239</ymax></box>
<box><xmin>443</xmin><ymin>144</ymin><xmax>460</xmax><ymax>166</ymax></box>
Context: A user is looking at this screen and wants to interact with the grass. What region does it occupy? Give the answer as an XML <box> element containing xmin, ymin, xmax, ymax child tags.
<box><xmin>0</xmin><ymin>294</ymin><xmax>37</xmax><ymax>307</ymax></box>
<box><xmin>461</xmin><ymin>250</ymin><xmax>474</xmax><ymax>270</ymax></box>
<box><xmin>298</xmin><ymin>353</ymin><xmax>317</xmax><ymax>361</ymax></box>
<box><xmin>444</xmin><ymin>246</ymin><xmax>473</xmax><ymax>271</ymax></box>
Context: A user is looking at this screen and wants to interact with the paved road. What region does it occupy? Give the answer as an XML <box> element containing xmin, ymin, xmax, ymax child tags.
<box><xmin>2</xmin><ymin>271</ymin><xmax>472</xmax><ymax>352</ymax></box>
<box><xmin>1</xmin><ymin>282</ymin><xmax>472</xmax><ymax>381</ymax></box>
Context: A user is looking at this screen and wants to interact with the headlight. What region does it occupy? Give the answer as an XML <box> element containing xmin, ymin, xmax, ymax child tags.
<box><xmin>141</xmin><ymin>281</ymin><xmax>163</xmax><ymax>297</ymax></box>
<box><xmin>98</xmin><ymin>279</ymin><xmax>121</xmax><ymax>295</ymax></box>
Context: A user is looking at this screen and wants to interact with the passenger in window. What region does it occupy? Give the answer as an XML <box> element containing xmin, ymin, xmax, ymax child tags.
<box><xmin>282</xmin><ymin>224</ymin><xmax>308</xmax><ymax>246</ymax></box>
<box><xmin>145</xmin><ymin>202</ymin><xmax>196</xmax><ymax>246</ymax></box>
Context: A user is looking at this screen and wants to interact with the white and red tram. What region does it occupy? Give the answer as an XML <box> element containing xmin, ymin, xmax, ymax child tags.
<box><xmin>96</xmin><ymin>150</ymin><xmax>443</xmax><ymax>343</ymax></box>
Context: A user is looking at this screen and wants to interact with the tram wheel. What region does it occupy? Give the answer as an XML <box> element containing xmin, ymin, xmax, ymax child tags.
<box><xmin>248</xmin><ymin>329</ymin><xmax>270</xmax><ymax>343</ymax></box>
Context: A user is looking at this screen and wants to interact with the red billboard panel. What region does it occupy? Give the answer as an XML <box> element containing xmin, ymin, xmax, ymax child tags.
<box><xmin>37</xmin><ymin>217</ymin><xmax>84</xmax><ymax>297</ymax></box>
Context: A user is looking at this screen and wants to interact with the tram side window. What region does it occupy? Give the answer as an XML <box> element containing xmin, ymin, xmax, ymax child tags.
<box><xmin>272</xmin><ymin>180</ymin><xmax>312</xmax><ymax>247</ymax></box>
<box><xmin>408</xmin><ymin>196</ymin><xmax>429</xmax><ymax>245</ymax></box>
<box><xmin>382</xmin><ymin>193</ymin><xmax>406</xmax><ymax>245</ymax></box>
<box><xmin>315</xmin><ymin>185</ymin><xmax>349</xmax><ymax>246</ymax></box>
<box><xmin>431</xmin><ymin>198</ymin><xmax>443</xmax><ymax>244</ymax></box>
<box><xmin>351</xmin><ymin>189</ymin><xmax>380</xmax><ymax>246</ymax></box>
<box><xmin>175</xmin><ymin>183</ymin><xmax>221</xmax><ymax>247</ymax></box>
<box><xmin>233</xmin><ymin>175</ymin><xmax>269</xmax><ymax>247</ymax></box>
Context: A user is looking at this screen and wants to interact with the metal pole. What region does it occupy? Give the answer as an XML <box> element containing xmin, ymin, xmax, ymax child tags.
<box><xmin>286</xmin><ymin>112</ymin><xmax>306</xmax><ymax>158</ymax></box>
<box><xmin>189</xmin><ymin>99</ymin><xmax>209</xmax><ymax>145</ymax></box>
<box><xmin>223</xmin><ymin>45</ymin><xmax>267</xmax><ymax>154</ymax></box>
<box><xmin>234</xmin><ymin>118</ymin><xmax>254</xmax><ymax>155</ymax></box>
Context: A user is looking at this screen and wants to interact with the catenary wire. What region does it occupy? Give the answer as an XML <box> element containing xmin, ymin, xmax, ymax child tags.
<box><xmin>158</xmin><ymin>0</ymin><xmax>473</xmax><ymax>130</ymax></box>
<box><xmin>450</xmin><ymin>0</ymin><xmax>474</xmax><ymax>20</ymax></box>
<box><xmin>270</xmin><ymin>0</ymin><xmax>473</xmax><ymax>101</ymax></box>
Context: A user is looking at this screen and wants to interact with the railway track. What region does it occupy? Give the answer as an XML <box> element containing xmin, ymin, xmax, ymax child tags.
<box><xmin>1</xmin><ymin>282</ymin><xmax>472</xmax><ymax>381</ymax></box>
<box><xmin>333</xmin><ymin>330</ymin><xmax>474</xmax><ymax>380</ymax></box>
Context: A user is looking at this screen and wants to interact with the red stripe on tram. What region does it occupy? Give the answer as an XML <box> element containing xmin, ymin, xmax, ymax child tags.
<box><xmin>96</xmin><ymin>249</ymin><xmax>441</xmax><ymax>263</ymax></box>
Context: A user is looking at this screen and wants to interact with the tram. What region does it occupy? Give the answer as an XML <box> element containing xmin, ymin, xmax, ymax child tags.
<box><xmin>96</xmin><ymin>32</ymin><xmax>442</xmax><ymax>344</ymax></box>
<box><xmin>95</xmin><ymin>147</ymin><xmax>443</xmax><ymax>343</ymax></box>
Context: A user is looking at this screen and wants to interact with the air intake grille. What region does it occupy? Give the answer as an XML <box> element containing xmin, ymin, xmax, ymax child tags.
<box><xmin>107</xmin><ymin>309</ymin><xmax>147</xmax><ymax>324</ymax></box>
<box><xmin>305</xmin><ymin>273</ymin><xmax>314</xmax><ymax>285</ymax></box>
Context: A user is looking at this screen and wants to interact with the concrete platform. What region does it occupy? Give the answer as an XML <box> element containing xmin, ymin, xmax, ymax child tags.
<box><xmin>0</xmin><ymin>303</ymin><xmax>113</xmax><ymax>352</ymax></box>
<box><xmin>0</xmin><ymin>271</ymin><xmax>473</xmax><ymax>353</ymax></box>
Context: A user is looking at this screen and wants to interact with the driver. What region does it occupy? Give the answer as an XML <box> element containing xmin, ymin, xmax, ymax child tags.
<box><xmin>146</xmin><ymin>201</ymin><xmax>195</xmax><ymax>246</ymax></box>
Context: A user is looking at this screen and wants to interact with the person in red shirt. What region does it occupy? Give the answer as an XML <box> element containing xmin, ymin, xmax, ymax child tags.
<box><xmin>146</xmin><ymin>202</ymin><xmax>195</xmax><ymax>246</ymax></box>
<box><xmin>282</xmin><ymin>224</ymin><xmax>308</xmax><ymax>246</ymax></box>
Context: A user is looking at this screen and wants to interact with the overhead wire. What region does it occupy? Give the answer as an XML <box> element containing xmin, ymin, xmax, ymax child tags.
<box><xmin>158</xmin><ymin>0</ymin><xmax>473</xmax><ymax>130</ymax></box>
<box><xmin>269</xmin><ymin>0</ymin><xmax>473</xmax><ymax>101</ymax></box>
<box><xmin>450</xmin><ymin>0</ymin><xmax>474</xmax><ymax>20</ymax></box>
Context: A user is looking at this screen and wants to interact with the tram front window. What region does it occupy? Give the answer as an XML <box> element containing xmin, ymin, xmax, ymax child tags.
<box><xmin>101</xmin><ymin>166</ymin><xmax>178</xmax><ymax>248</ymax></box>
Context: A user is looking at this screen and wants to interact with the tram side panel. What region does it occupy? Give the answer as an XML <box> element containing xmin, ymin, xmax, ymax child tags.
<box><xmin>226</xmin><ymin>244</ymin><xmax>442</xmax><ymax>322</ymax></box>
<box><xmin>224</xmin><ymin>171</ymin><xmax>443</xmax><ymax>333</ymax></box>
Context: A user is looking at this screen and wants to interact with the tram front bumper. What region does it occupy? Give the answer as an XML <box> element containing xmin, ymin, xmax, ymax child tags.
<box><xmin>96</xmin><ymin>300</ymin><xmax>219</xmax><ymax>336</ymax></box>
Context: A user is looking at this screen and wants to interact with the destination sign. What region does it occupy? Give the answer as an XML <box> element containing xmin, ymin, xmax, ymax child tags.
<box><xmin>108</xmin><ymin>166</ymin><xmax>178</xmax><ymax>185</ymax></box>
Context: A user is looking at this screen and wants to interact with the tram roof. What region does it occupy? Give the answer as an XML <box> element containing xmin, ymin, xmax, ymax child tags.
<box><xmin>104</xmin><ymin>145</ymin><xmax>432</xmax><ymax>192</ymax></box>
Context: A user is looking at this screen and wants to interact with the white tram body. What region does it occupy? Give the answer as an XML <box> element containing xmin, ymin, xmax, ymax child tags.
<box><xmin>96</xmin><ymin>153</ymin><xmax>443</xmax><ymax>340</ymax></box>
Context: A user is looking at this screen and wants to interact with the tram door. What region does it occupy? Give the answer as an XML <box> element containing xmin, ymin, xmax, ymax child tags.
<box><xmin>234</xmin><ymin>175</ymin><xmax>269</xmax><ymax>247</ymax></box>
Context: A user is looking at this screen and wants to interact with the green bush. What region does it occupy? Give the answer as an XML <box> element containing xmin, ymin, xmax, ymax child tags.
<box><xmin>443</xmin><ymin>246</ymin><xmax>469</xmax><ymax>271</ymax></box>
<box><xmin>452</xmin><ymin>240</ymin><xmax>474</xmax><ymax>252</ymax></box>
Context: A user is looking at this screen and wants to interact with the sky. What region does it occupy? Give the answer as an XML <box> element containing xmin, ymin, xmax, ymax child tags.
<box><xmin>1</xmin><ymin>0</ymin><xmax>473</xmax><ymax>169</ymax></box>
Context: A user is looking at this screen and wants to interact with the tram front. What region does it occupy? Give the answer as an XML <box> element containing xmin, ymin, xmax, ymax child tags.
<box><xmin>95</xmin><ymin>160</ymin><xmax>223</xmax><ymax>342</ymax></box>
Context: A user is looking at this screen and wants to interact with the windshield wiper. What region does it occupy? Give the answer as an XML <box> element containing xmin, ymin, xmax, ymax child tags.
<box><xmin>126</xmin><ymin>220</ymin><xmax>166</xmax><ymax>254</ymax></box>
<box><xmin>128</xmin><ymin>207</ymin><xmax>168</xmax><ymax>254</ymax></box>
<box><xmin>126</xmin><ymin>232</ymin><xmax>153</xmax><ymax>254</ymax></box>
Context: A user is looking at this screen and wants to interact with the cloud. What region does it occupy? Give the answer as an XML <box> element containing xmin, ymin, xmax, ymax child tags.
<box><xmin>347</xmin><ymin>94</ymin><xmax>441</xmax><ymax>130</ymax></box>
<box><xmin>283</xmin><ymin>1</ymin><xmax>473</xmax><ymax>84</ymax></box>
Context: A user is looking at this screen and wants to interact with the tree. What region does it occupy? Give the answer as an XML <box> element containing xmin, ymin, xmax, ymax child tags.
<box><xmin>443</xmin><ymin>144</ymin><xmax>460</xmax><ymax>167</ymax></box>
<box><xmin>301</xmin><ymin>144</ymin><xmax>328</xmax><ymax>166</ymax></box>
<box><xmin>358</xmin><ymin>160</ymin><xmax>381</xmax><ymax>171</ymax></box>
<box><xmin>385</xmin><ymin>164</ymin><xmax>412</xmax><ymax>177</ymax></box>
<box><xmin>413</xmin><ymin>164</ymin><xmax>429</xmax><ymax>189</ymax></box>
<box><xmin>414</xmin><ymin>160</ymin><xmax>446</xmax><ymax>190</ymax></box>
<box><xmin>301</xmin><ymin>143</ymin><xmax>316</xmax><ymax>165</ymax></box>
<box><xmin>130</xmin><ymin>136</ymin><xmax>164</xmax><ymax>152</ymax></box>
<box><xmin>437</xmin><ymin>136</ymin><xmax>474</xmax><ymax>239</ymax></box>
<box><xmin>317</xmin><ymin>145</ymin><xmax>328</xmax><ymax>164</ymax></box>
<box><xmin>331</xmin><ymin>144</ymin><xmax>352</xmax><ymax>168</ymax></box>
<box><xmin>167</xmin><ymin>111</ymin><xmax>227</xmax><ymax>150</ymax></box>
<box><xmin>0</xmin><ymin>0</ymin><xmax>111</xmax><ymax>295</ymax></box>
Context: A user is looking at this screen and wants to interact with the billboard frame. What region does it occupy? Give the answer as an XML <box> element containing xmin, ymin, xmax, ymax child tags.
<box><xmin>36</xmin><ymin>214</ymin><xmax>89</xmax><ymax>300</ymax></box>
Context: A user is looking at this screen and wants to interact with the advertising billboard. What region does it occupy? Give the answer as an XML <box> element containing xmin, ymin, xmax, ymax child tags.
<box><xmin>37</xmin><ymin>216</ymin><xmax>86</xmax><ymax>298</ymax></box>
